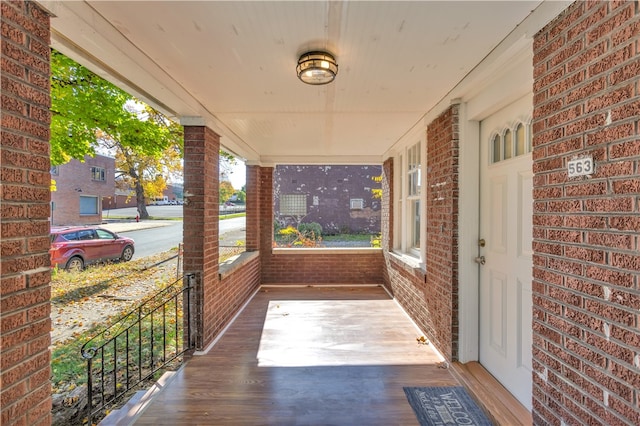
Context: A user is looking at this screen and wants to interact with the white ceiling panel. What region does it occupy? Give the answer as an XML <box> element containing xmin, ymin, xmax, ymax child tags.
<box><xmin>42</xmin><ymin>0</ymin><xmax>570</xmax><ymax>164</ymax></box>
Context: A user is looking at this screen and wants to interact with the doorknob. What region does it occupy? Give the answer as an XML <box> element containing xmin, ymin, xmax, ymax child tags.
<box><xmin>474</xmin><ymin>256</ymin><xmax>486</xmax><ymax>265</ymax></box>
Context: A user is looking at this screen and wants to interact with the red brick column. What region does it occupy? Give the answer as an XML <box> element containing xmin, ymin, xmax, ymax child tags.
<box><xmin>532</xmin><ymin>2</ymin><xmax>640</xmax><ymax>424</ymax></box>
<box><xmin>258</xmin><ymin>167</ymin><xmax>274</xmax><ymax>276</ymax></box>
<box><xmin>1</xmin><ymin>2</ymin><xmax>53</xmax><ymax>425</ymax></box>
<box><xmin>425</xmin><ymin>104</ymin><xmax>460</xmax><ymax>361</ymax></box>
<box><xmin>381</xmin><ymin>158</ymin><xmax>394</xmax><ymax>252</ymax></box>
<box><xmin>245</xmin><ymin>165</ymin><xmax>260</xmax><ymax>251</ymax></box>
<box><xmin>183</xmin><ymin>125</ymin><xmax>219</xmax><ymax>349</ymax></box>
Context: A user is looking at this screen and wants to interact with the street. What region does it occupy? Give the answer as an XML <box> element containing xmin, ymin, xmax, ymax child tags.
<box><xmin>103</xmin><ymin>206</ymin><xmax>246</xmax><ymax>260</ymax></box>
<box><xmin>125</xmin><ymin>222</ymin><xmax>183</xmax><ymax>260</ymax></box>
<box><xmin>104</xmin><ymin>205</ymin><xmax>184</xmax><ymax>219</ymax></box>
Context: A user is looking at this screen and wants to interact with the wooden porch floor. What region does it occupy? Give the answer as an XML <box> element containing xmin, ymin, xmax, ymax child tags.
<box><xmin>133</xmin><ymin>286</ymin><xmax>527</xmax><ymax>425</ymax></box>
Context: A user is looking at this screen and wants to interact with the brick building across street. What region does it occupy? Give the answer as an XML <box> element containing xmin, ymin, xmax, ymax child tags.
<box><xmin>274</xmin><ymin>165</ymin><xmax>381</xmax><ymax>234</ymax></box>
<box><xmin>50</xmin><ymin>154</ymin><xmax>114</xmax><ymax>226</ymax></box>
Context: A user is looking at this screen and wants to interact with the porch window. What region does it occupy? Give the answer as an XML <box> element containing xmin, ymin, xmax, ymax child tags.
<box><xmin>407</xmin><ymin>142</ymin><xmax>421</xmax><ymax>250</ymax></box>
<box><xmin>395</xmin><ymin>140</ymin><xmax>423</xmax><ymax>259</ymax></box>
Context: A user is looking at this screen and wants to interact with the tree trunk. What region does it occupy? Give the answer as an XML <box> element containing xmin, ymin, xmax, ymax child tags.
<box><xmin>135</xmin><ymin>179</ymin><xmax>149</xmax><ymax>219</ymax></box>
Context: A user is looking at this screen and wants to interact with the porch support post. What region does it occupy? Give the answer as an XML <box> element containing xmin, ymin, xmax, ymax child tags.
<box><xmin>0</xmin><ymin>2</ymin><xmax>53</xmax><ymax>424</ymax></box>
<box><xmin>182</xmin><ymin>123</ymin><xmax>220</xmax><ymax>349</ymax></box>
<box><xmin>258</xmin><ymin>166</ymin><xmax>274</xmax><ymax>280</ymax></box>
<box><xmin>245</xmin><ymin>165</ymin><xmax>260</xmax><ymax>251</ymax></box>
<box><xmin>382</xmin><ymin>158</ymin><xmax>394</xmax><ymax>251</ymax></box>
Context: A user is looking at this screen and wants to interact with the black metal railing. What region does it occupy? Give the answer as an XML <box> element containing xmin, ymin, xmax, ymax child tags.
<box><xmin>81</xmin><ymin>274</ymin><xmax>195</xmax><ymax>425</ymax></box>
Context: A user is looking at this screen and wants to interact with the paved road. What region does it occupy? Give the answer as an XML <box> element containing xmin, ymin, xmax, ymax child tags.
<box><xmin>104</xmin><ymin>205</ymin><xmax>183</xmax><ymax>219</ymax></box>
<box><xmin>125</xmin><ymin>222</ymin><xmax>183</xmax><ymax>260</ymax></box>
<box><xmin>104</xmin><ymin>204</ymin><xmax>245</xmax><ymax>220</ymax></box>
<box><xmin>102</xmin><ymin>209</ymin><xmax>246</xmax><ymax>259</ymax></box>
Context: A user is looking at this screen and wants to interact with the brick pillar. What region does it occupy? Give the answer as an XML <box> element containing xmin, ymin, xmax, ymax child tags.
<box><xmin>258</xmin><ymin>167</ymin><xmax>273</xmax><ymax>281</ymax></box>
<box><xmin>425</xmin><ymin>104</ymin><xmax>460</xmax><ymax>361</ymax></box>
<box><xmin>183</xmin><ymin>125</ymin><xmax>219</xmax><ymax>349</ymax></box>
<box><xmin>1</xmin><ymin>2</ymin><xmax>53</xmax><ymax>425</ymax></box>
<box><xmin>245</xmin><ymin>165</ymin><xmax>260</xmax><ymax>251</ymax></box>
<box><xmin>382</xmin><ymin>158</ymin><xmax>394</xmax><ymax>251</ymax></box>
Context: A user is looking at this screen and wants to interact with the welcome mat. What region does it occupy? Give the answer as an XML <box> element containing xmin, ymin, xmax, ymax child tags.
<box><xmin>403</xmin><ymin>386</ymin><xmax>493</xmax><ymax>425</ymax></box>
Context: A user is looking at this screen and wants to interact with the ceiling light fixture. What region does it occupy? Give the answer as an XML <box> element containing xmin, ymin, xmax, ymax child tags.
<box><xmin>296</xmin><ymin>51</ymin><xmax>338</xmax><ymax>85</ymax></box>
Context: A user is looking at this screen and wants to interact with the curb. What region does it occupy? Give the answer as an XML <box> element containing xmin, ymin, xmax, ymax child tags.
<box><xmin>100</xmin><ymin>220</ymin><xmax>176</xmax><ymax>234</ymax></box>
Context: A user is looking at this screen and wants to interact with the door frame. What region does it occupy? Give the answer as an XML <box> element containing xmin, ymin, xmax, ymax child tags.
<box><xmin>456</xmin><ymin>46</ymin><xmax>533</xmax><ymax>363</ymax></box>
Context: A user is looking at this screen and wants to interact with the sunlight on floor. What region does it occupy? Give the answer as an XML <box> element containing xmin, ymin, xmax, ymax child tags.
<box><xmin>256</xmin><ymin>299</ymin><xmax>444</xmax><ymax>367</ymax></box>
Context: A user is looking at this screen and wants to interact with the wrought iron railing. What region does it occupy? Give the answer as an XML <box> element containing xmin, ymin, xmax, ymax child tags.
<box><xmin>81</xmin><ymin>274</ymin><xmax>195</xmax><ymax>425</ymax></box>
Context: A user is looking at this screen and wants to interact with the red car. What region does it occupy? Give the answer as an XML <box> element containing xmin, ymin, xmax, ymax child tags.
<box><xmin>50</xmin><ymin>226</ymin><xmax>135</xmax><ymax>272</ymax></box>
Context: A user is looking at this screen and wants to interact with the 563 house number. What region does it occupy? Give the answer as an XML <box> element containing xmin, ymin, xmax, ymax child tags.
<box><xmin>567</xmin><ymin>157</ymin><xmax>594</xmax><ymax>177</ymax></box>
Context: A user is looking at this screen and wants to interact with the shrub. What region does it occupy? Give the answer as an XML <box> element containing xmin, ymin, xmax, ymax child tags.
<box><xmin>276</xmin><ymin>226</ymin><xmax>323</xmax><ymax>248</ymax></box>
<box><xmin>273</xmin><ymin>220</ymin><xmax>284</xmax><ymax>235</ymax></box>
<box><xmin>298</xmin><ymin>222</ymin><xmax>322</xmax><ymax>238</ymax></box>
<box><xmin>339</xmin><ymin>225</ymin><xmax>352</xmax><ymax>235</ymax></box>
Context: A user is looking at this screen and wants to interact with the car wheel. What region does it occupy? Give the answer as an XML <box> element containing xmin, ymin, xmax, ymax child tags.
<box><xmin>65</xmin><ymin>256</ymin><xmax>84</xmax><ymax>272</ymax></box>
<box><xmin>121</xmin><ymin>245</ymin><xmax>134</xmax><ymax>262</ymax></box>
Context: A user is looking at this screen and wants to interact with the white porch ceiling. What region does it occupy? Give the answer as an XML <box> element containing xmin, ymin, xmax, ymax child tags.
<box><xmin>41</xmin><ymin>1</ymin><xmax>570</xmax><ymax>164</ymax></box>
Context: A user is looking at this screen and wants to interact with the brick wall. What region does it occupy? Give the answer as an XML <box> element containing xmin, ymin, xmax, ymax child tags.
<box><xmin>532</xmin><ymin>2</ymin><xmax>640</xmax><ymax>424</ymax></box>
<box><xmin>425</xmin><ymin>104</ymin><xmax>460</xmax><ymax>361</ymax></box>
<box><xmin>196</xmin><ymin>164</ymin><xmax>262</xmax><ymax>344</ymax></box>
<box><xmin>183</xmin><ymin>126</ymin><xmax>220</xmax><ymax>349</ymax></box>
<box><xmin>383</xmin><ymin>105</ymin><xmax>460</xmax><ymax>362</ymax></box>
<box><xmin>384</xmin><ymin>254</ymin><xmax>434</xmax><ymax>334</ymax></box>
<box><xmin>0</xmin><ymin>2</ymin><xmax>52</xmax><ymax>425</ymax></box>
<box><xmin>262</xmin><ymin>250</ymin><xmax>383</xmax><ymax>284</ymax></box>
<box><xmin>216</xmin><ymin>255</ymin><xmax>261</xmax><ymax>337</ymax></box>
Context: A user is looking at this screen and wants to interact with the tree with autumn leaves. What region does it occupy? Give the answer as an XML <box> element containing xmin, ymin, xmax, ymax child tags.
<box><xmin>50</xmin><ymin>50</ymin><xmax>184</xmax><ymax>219</ymax></box>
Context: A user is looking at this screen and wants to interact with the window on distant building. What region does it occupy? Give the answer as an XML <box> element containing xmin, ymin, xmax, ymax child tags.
<box><xmin>79</xmin><ymin>196</ymin><xmax>99</xmax><ymax>215</ymax></box>
<box><xmin>350</xmin><ymin>198</ymin><xmax>364</xmax><ymax>210</ymax></box>
<box><xmin>280</xmin><ymin>194</ymin><xmax>307</xmax><ymax>216</ymax></box>
<box><xmin>90</xmin><ymin>166</ymin><xmax>105</xmax><ymax>181</ymax></box>
<box><xmin>395</xmin><ymin>140</ymin><xmax>423</xmax><ymax>259</ymax></box>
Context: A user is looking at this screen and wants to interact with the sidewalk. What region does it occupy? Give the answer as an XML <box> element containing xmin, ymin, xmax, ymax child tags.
<box><xmin>100</xmin><ymin>220</ymin><xmax>176</xmax><ymax>233</ymax></box>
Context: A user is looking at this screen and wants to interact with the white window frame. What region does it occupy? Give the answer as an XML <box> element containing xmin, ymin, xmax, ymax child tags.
<box><xmin>394</xmin><ymin>138</ymin><xmax>425</xmax><ymax>263</ymax></box>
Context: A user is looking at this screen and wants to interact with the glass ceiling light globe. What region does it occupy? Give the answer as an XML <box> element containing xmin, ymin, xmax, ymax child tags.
<box><xmin>296</xmin><ymin>51</ymin><xmax>338</xmax><ymax>85</ymax></box>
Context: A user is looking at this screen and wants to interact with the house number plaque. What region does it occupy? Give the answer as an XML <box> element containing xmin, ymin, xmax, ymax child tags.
<box><xmin>567</xmin><ymin>156</ymin><xmax>594</xmax><ymax>177</ymax></box>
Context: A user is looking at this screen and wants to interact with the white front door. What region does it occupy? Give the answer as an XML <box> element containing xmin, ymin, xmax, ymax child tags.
<box><xmin>479</xmin><ymin>94</ymin><xmax>533</xmax><ymax>409</ymax></box>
